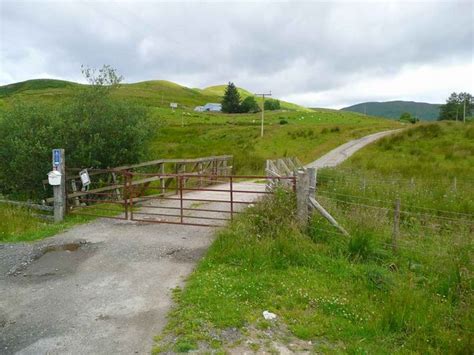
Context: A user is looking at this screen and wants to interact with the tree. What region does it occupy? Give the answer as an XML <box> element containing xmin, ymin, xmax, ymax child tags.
<box><xmin>439</xmin><ymin>92</ymin><xmax>473</xmax><ymax>121</ymax></box>
<box><xmin>264</xmin><ymin>99</ymin><xmax>281</xmax><ymax>111</ymax></box>
<box><xmin>399</xmin><ymin>112</ymin><xmax>418</xmax><ymax>124</ymax></box>
<box><xmin>221</xmin><ymin>82</ymin><xmax>241</xmax><ymax>113</ymax></box>
<box><xmin>399</xmin><ymin>112</ymin><xmax>412</xmax><ymax>122</ymax></box>
<box><xmin>240</xmin><ymin>96</ymin><xmax>260</xmax><ymax>113</ymax></box>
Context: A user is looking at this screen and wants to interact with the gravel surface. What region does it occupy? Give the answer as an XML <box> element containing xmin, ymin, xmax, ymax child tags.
<box><xmin>0</xmin><ymin>183</ymin><xmax>264</xmax><ymax>355</ymax></box>
<box><xmin>305</xmin><ymin>129</ymin><xmax>402</xmax><ymax>169</ymax></box>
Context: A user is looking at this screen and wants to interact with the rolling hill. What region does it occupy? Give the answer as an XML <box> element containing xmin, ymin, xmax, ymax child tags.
<box><xmin>341</xmin><ymin>100</ymin><xmax>441</xmax><ymax>121</ymax></box>
<box><xmin>0</xmin><ymin>79</ymin><xmax>309</xmax><ymax>111</ymax></box>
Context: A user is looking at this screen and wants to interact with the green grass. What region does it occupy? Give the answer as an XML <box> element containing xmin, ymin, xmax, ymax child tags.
<box><xmin>148</xmin><ymin>108</ymin><xmax>400</xmax><ymax>174</ymax></box>
<box><xmin>154</xmin><ymin>191</ymin><xmax>473</xmax><ymax>353</ymax></box>
<box><xmin>0</xmin><ymin>204</ymin><xmax>88</xmax><ymax>243</ymax></box>
<box><xmin>0</xmin><ymin>203</ymin><xmax>125</xmax><ymax>243</ymax></box>
<box><xmin>154</xmin><ymin>123</ymin><xmax>473</xmax><ymax>353</ymax></box>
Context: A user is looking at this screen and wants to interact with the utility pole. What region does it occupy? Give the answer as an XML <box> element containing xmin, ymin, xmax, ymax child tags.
<box><xmin>255</xmin><ymin>91</ymin><xmax>272</xmax><ymax>137</ymax></box>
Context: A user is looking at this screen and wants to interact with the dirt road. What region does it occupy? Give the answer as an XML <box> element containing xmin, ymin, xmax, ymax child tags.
<box><xmin>306</xmin><ymin>129</ymin><xmax>401</xmax><ymax>169</ymax></box>
<box><xmin>0</xmin><ymin>130</ymin><xmax>399</xmax><ymax>354</ymax></box>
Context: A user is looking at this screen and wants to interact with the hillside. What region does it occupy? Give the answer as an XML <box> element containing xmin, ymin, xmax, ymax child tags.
<box><xmin>341</xmin><ymin>100</ymin><xmax>441</xmax><ymax>120</ymax></box>
<box><xmin>0</xmin><ymin>78</ymin><xmax>80</xmax><ymax>97</ymax></box>
<box><xmin>0</xmin><ymin>79</ymin><xmax>308</xmax><ymax>111</ymax></box>
<box><xmin>201</xmin><ymin>84</ymin><xmax>311</xmax><ymax>112</ymax></box>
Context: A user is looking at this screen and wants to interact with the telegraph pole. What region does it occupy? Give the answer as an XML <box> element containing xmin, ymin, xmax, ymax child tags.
<box><xmin>255</xmin><ymin>91</ymin><xmax>272</xmax><ymax>137</ymax></box>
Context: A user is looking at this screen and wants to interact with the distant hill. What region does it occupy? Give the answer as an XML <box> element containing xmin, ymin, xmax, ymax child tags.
<box><xmin>341</xmin><ymin>101</ymin><xmax>441</xmax><ymax>121</ymax></box>
<box><xmin>0</xmin><ymin>79</ymin><xmax>80</xmax><ymax>97</ymax></box>
<box><xmin>0</xmin><ymin>79</ymin><xmax>309</xmax><ymax>111</ymax></box>
<box><xmin>200</xmin><ymin>85</ymin><xmax>311</xmax><ymax>111</ymax></box>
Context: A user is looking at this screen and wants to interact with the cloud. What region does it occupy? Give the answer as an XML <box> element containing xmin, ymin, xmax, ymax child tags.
<box><xmin>1</xmin><ymin>0</ymin><xmax>473</xmax><ymax>107</ymax></box>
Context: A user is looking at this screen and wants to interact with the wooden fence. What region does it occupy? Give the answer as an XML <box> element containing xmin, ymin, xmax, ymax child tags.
<box><xmin>45</xmin><ymin>155</ymin><xmax>233</xmax><ymax>204</ymax></box>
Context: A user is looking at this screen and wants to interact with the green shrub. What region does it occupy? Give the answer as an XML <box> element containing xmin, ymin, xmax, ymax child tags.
<box><xmin>279</xmin><ymin>119</ymin><xmax>288</xmax><ymax>125</ymax></box>
<box><xmin>0</xmin><ymin>66</ymin><xmax>157</xmax><ymax>199</ymax></box>
<box><xmin>264</xmin><ymin>99</ymin><xmax>281</xmax><ymax>111</ymax></box>
<box><xmin>240</xmin><ymin>96</ymin><xmax>260</xmax><ymax>113</ymax></box>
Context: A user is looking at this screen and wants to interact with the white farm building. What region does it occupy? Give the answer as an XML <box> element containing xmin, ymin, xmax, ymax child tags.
<box><xmin>194</xmin><ymin>103</ymin><xmax>222</xmax><ymax>112</ymax></box>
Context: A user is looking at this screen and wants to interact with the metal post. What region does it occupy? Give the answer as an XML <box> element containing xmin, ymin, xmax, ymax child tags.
<box><xmin>230</xmin><ymin>176</ymin><xmax>234</xmax><ymax>220</ymax></box>
<box><xmin>129</xmin><ymin>173</ymin><xmax>134</xmax><ymax>221</ymax></box>
<box><xmin>179</xmin><ymin>176</ymin><xmax>184</xmax><ymax>223</ymax></box>
<box><xmin>124</xmin><ymin>172</ymin><xmax>129</xmax><ymax>220</ymax></box>
<box><xmin>52</xmin><ymin>149</ymin><xmax>66</xmax><ymax>222</ymax></box>
<box><xmin>296</xmin><ymin>169</ymin><xmax>309</xmax><ymax>225</ymax></box>
<box><xmin>392</xmin><ymin>198</ymin><xmax>400</xmax><ymax>253</ymax></box>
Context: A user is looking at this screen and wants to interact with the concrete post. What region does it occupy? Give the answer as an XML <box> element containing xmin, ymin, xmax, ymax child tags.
<box><xmin>52</xmin><ymin>148</ymin><xmax>66</xmax><ymax>222</ymax></box>
<box><xmin>296</xmin><ymin>169</ymin><xmax>309</xmax><ymax>225</ymax></box>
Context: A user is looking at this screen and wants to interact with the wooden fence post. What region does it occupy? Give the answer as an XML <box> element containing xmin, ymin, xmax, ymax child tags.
<box><xmin>308</xmin><ymin>167</ymin><xmax>316</xmax><ymax>198</ymax></box>
<box><xmin>296</xmin><ymin>169</ymin><xmax>309</xmax><ymax>225</ymax></box>
<box><xmin>392</xmin><ymin>198</ymin><xmax>400</xmax><ymax>253</ymax></box>
<box><xmin>70</xmin><ymin>179</ymin><xmax>80</xmax><ymax>207</ymax></box>
<box><xmin>52</xmin><ymin>148</ymin><xmax>66</xmax><ymax>223</ymax></box>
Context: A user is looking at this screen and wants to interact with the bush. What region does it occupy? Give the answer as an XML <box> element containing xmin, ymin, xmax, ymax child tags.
<box><xmin>0</xmin><ymin>102</ymin><xmax>62</xmax><ymax>199</ymax></box>
<box><xmin>0</xmin><ymin>66</ymin><xmax>157</xmax><ymax>199</ymax></box>
<box><xmin>264</xmin><ymin>99</ymin><xmax>280</xmax><ymax>111</ymax></box>
<box><xmin>240</xmin><ymin>96</ymin><xmax>260</xmax><ymax>113</ymax></box>
<box><xmin>279</xmin><ymin>119</ymin><xmax>288</xmax><ymax>125</ymax></box>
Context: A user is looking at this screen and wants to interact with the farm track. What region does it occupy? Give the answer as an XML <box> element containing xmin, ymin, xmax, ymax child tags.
<box><xmin>0</xmin><ymin>129</ymin><xmax>400</xmax><ymax>355</ymax></box>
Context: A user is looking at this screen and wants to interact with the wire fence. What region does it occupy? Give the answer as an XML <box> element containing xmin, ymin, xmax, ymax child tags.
<box><xmin>310</xmin><ymin>176</ymin><xmax>474</xmax><ymax>260</ymax></box>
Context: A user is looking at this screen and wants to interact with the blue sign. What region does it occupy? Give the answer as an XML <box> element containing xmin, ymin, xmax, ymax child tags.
<box><xmin>53</xmin><ymin>149</ymin><xmax>61</xmax><ymax>167</ymax></box>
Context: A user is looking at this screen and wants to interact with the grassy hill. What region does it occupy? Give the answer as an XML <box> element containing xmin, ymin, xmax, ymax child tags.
<box><xmin>201</xmin><ymin>84</ymin><xmax>311</xmax><ymax>112</ymax></box>
<box><xmin>0</xmin><ymin>78</ymin><xmax>309</xmax><ymax>111</ymax></box>
<box><xmin>0</xmin><ymin>78</ymin><xmax>80</xmax><ymax>97</ymax></box>
<box><xmin>341</xmin><ymin>100</ymin><xmax>441</xmax><ymax>121</ymax></box>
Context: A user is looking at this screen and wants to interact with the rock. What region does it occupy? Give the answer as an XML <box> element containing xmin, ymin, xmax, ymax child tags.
<box><xmin>263</xmin><ymin>310</ymin><xmax>277</xmax><ymax>320</ymax></box>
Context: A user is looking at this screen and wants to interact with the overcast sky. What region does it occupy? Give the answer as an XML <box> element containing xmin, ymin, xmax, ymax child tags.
<box><xmin>1</xmin><ymin>0</ymin><xmax>473</xmax><ymax>108</ymax></box>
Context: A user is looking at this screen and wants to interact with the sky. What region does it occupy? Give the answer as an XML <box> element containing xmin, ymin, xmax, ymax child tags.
<box><xmin>0</xmin><ymin>0</ymin><xmax>473</xmax><ymax>108</ymax></box>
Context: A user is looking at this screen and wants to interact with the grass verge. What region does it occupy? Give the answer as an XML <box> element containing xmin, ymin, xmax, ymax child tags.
<box><xmin>0</xmin><ymin>203</ymin><xmax>124</xmax><ymax>243</ymax></box>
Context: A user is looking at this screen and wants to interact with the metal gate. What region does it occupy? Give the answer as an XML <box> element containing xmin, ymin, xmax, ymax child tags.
<box><xmin>127</xmin><ymin>173</ymin><xmax>296</xmax><ymax>227</ymax></box>
<box><xmin>65</xmin><ymin>170</ymin><xmax>295</xmax><ymax>227</ymax></box>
